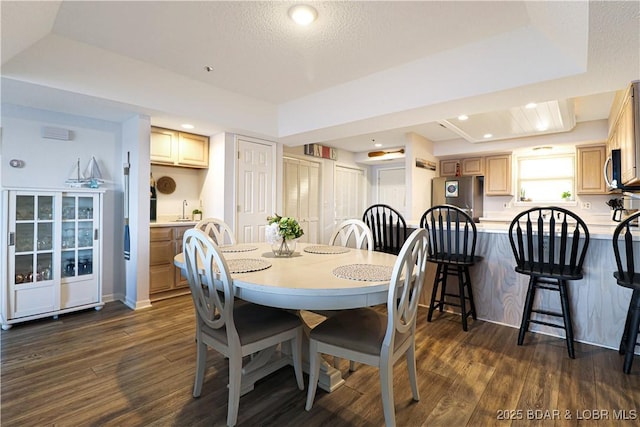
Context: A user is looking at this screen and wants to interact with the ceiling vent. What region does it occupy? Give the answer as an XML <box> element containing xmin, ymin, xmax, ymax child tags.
<box><xmin>438</xmin><ymin>100</ymin><xmax>576</xmax><ymax>143</ymax></box>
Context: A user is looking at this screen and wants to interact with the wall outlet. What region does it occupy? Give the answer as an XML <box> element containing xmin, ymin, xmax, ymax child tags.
<box><xmin>581</xmin><ymin>202</ymin><xmax>591</xmax><ymax>209</ymax></box>
<box><xmin>503</xmin><ymin>202</ymin><xmax>511</xmax><ymax>208</ymax></box>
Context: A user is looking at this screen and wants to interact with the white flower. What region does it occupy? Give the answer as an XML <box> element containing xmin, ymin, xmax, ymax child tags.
<box><xmin>265</xmin><ymin>222</ymin><xmax>281</xmax><ymax>244</ymax></box>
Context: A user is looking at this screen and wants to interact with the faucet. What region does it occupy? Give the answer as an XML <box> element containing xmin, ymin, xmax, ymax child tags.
<box><xmin>182</xmin><ymin>200</ymin><xmax>188</xmax><ymax>220</ymax></box>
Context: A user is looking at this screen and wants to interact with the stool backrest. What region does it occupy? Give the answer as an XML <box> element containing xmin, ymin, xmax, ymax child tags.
<box><xmin>508</xmin><ymin>207</ymin><xmax>589</xmax><ymax>276</ymax></box>
<box><xmin>613</xmin><ymin>211</ymin><xmax>640</xmax><ymax>284</ymax></box>
<box><xmin>362</xmin><ymin>204</ymin><xmax>407</xmax><ymax>255</ymax></box>
<box><xmin>419</xmin><ymin>204</ymin><xmax>477</xmax><ymax>263</ymax></box>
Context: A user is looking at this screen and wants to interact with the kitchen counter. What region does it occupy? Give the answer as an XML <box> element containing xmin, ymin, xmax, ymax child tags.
<box><xmin>150</xmin><ymin>220</ymin><xmax>198</xmax><ymax>227</ymax></box>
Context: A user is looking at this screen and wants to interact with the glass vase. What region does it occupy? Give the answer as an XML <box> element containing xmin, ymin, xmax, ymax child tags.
<box><xmin>271</xmin><ymin>238</ymin><xmax>297</xmax><ymax>257</ymax></box>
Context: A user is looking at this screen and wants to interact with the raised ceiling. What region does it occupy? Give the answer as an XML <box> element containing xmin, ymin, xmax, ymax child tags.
<box><xmin>1</xmin><ymin>1</ymin><xmax>639</xmax><ymax>153</ymax></box>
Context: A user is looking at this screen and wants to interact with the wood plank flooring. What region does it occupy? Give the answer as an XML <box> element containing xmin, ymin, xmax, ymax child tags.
<box><xmin>2</xmin><ymin>296</ymin><xmax>640</xmax><ymax>426</ymax></box>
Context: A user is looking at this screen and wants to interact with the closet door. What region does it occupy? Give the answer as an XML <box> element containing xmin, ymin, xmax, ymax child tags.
<box><xmin>283</xmin><ymin>157</ymin><xmax>320</xmax><ymax>243</ymax></box>
<box><xmin>335</xmin><ymin>165</ymin><xmax>366</xmax><ymax>222</ymax></box>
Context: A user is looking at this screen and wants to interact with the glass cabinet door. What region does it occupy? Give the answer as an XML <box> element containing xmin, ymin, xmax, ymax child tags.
<box><xmin>61</xmin><ymin>195</ymin><xmax>95</xmax><ymax>279</ymax></box>
<box><xmin>13</xmin><ymin>195</ymin><xmax>54</xmax><ymax>285</ymax></box>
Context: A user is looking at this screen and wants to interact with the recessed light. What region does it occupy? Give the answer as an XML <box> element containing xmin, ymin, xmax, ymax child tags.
<box><xmin>204</xmin><ymin>66</ymin><xmax>214</xmax><ymax>72</ymax></box>
<box><xmin>288</xmin><ymin>4</ymin><xmax>318</xmax><ymax>26</ymax></box>
<box><xmin>374</xmin><ymin>143</ymin><xmax>382</xmax><ymax>148</ymax></box>
<box><xmin>458</xmin><ymin>114</ymin><xmax>469</xmax><ymax>121</ymax></box>
<box><xmin>181</xmin><ymin>124</ymin><xmax>195</xmax><ymax>130</ymax></box>
<box><xmin>536</xmin><ymin>124</ymin><xmax>548</xmax><ymax>131</ymax></box>
<box><xmin>483</xmin><ymin>133</ymin><xmax>493</xmax><ymax>139</ymax></box>
<box><xmin>525</xmin><ymin>102</ymin><xmax>537</xmax><ymax>109</ymax></box>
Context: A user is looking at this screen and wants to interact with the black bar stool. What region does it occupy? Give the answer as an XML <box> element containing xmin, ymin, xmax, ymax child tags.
<box><xmin>508</xmin><ymin>207</ymin><xmax>590</xmax><ymax>358</ymax></box>
<box><xmin>363</xmin><ymin>204</ymin><xmax>407</xmax><ymax>255</ymax></box>
<box><xmin>420</xmin><ymin>204</ymin><xmax>481</xmax><ymax>331</ymax></box>
<box><xmin>612</xmin><ymin>210</ymin><xmax>640</xmax><ymax>373</ymax></box>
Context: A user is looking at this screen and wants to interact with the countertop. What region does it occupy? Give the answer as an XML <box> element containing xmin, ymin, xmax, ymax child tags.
<box><xmin>150</xmin><ymin>220</ymin><xmax>198</xmax><ymax>227</ymax></box>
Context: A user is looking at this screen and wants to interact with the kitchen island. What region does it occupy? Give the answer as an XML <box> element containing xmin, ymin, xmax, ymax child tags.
<box><xmin>421</xmin><ymin>220</ymin><xmax>633</xmax><ymax>352</ymax></box>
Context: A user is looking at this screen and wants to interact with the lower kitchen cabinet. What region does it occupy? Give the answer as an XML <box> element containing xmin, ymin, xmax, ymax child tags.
<box><xmin>149</xmin><ymin>225</ymin><xmax>191</xmax><ymax>300</ymax></box>
<box><xmin>1</xmin><ymin>189</ymin><xmax>104</xmax><ymax>330</ymax></box>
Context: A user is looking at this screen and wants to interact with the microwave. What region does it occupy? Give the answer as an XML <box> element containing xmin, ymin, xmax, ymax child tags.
<box><xmin>604</xmin><ymin>149</ymin><xmax>623</xmax><ymax>190</ymax></box>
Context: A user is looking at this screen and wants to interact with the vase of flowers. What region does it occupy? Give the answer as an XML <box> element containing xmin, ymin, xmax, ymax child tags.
<box><xmin>266</xmin><ymin>214</ymin><xmax>304</xmax><ymax>257</ymax></box>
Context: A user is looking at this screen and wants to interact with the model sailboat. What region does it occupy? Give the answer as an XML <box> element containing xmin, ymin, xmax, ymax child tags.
<box><xmin>65</xmin><ymin>157</ymin><xmax>104</xmax><ymax>188</ymax></box>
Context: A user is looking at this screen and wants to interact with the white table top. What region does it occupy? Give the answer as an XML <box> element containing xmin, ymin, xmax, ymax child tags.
<box><xmin>174</xmin><ymin>242</ymin><xmax>398</xmax><ymax>311</ymax></box>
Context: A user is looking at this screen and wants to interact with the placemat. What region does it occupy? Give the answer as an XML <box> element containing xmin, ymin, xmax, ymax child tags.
<box><xmin>304</xmin><ymin>245</ymin><xmax>350</xmax><ymax>254</ymax></box>
<box><xmin>332</xmin><ymin>264</ymin><xmax>393</xmax><ymax>282</ymax></box>
<box><xmin>214</xmin><ymin>258</ymin><xmax>272</xmax><ymax>274</ymax></box>
<box><xmin>219</xmin><ymin>244</ymin><xmax>258</xmax><ymax>253</ymax></box>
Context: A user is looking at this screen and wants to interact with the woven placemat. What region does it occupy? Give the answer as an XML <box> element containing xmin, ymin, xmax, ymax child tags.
<box><xmin>214</xmin><ymin>258</ymin><xmax>272</xmax><ymax>274</ymax></box>
<box><xmin>304</xmin><ymin>245</ymin><xmax>350</xmax><ymax>254</ymax></box>
<box><xmin>332</xmin><ymin>264</ymin><xmax>393</xmax><ymax>282</ymax></box>
<box><xmin>219</xmin><ymin>244</ymin><xmax>258</xmax><ymax>253</ymax></box>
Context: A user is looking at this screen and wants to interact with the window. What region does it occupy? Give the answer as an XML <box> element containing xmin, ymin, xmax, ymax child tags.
<box><xmin>517</xmin><ymin>154</ymin><xmax>575</xmax><ymax>202</ymax></box>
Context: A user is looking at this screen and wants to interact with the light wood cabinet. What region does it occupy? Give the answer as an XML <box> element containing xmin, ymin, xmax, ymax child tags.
<box><xmin>462</xmin><ymin>157</ymin><xmax>484</xmax><ymax>175</ymax></box>
<box><xmin>439</xmin><ymin>159</ymin><xmax>459</xmax><ymax>177</ymax></box>
<box><xmin>618</xmin><ymin>82</ymin><xmax>639</xmax><ymax>186</ymax></box>
<box><xmin>577</xmin><ymin>144</ymin><xmax>607</xmax><ymax>194</ymax></box>
<box><xmin>150</xmin><ymin>127</ymin><xmax>209</xmax><ymax>168</ymax></box>
<box><xmin>149</xmin><ymin>225</ymin><xmax>191</xmax><ymax>299</ymax></box>
<box><xmin>440</xmin><ymin>157</ymin><xmax>484</xmax><ymax>177</ymax></box>
<box><xmin>485</xmin><ymin>154</ymin><xmax>512</xmax><ymax>196</ymax></box>
<box><xmin>2</xmin><ymin>189</ymin><xmax>104</xmax><ymax>330</ymax></box>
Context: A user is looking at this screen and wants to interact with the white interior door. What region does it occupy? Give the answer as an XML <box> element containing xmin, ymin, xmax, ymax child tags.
<box><xmin>283</xmin><ymin>157</ymin><xmax>320</xmax><ymax>243</ymax></box>
<box><xmin>377</xmin><ymin>167</ymin><xmax>406</xmax><ymax>214</ymax></box>
<box><xmin>335</xmin><ymin>165</ymin><xmax>366</xmax><ymax>223</ymax></box>
<box><xmin>236</xmin><ymin>138</ymin><xmax>275</xmax><ymax>243</ymax></box>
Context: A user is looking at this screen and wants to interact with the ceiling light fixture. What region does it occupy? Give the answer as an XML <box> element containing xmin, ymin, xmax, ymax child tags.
<box><xmin>288</xmin><ymin>4</ymin><xmax>318</xmax><ymax>26</ymax></box>
<box><xmin>483</xmin><ymin>133</ymin><xmax>493</xmax><ymax>139</ymax></box>
<box><xmin>525</xmin><ymin>102</ymin><xmax>537</xmax><ymax>109</ymax></box>
<box><xmin>181</xmin><ymin>124</ymin><xmax>194</xmax><ymax>130</ymax></box>
<box><xmin>458</xmin><ymin>114</ymin><xmax>469</xmax><ymax>121</ymax></box>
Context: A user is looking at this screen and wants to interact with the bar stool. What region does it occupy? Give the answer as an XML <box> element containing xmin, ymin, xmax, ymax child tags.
<box><xmin>508</xmin><ymin>207</ymin><xmax>590</xmax><ymax>358</ymax></box>
<box><xmin>612</xmin><ymin>210</ymin><xmax>640</xmax><ymax>373</ymax></box>
<box><xmin>363</xmin><ymin>204</ymin><xmax>407</xmax><ymax>255</ymax></box>
<box><xmin>420</xmin><ymin>204</ymin><xmax>481</xmax><ymax>331</ymax></box>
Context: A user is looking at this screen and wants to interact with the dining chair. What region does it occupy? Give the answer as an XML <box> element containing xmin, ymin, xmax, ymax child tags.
<box><xmin>194</xmin><ymin>217</ymin><xmax>236</xmax><ymax>246</ymax></box>
<box><xmin>329</xmin><ymin>219</ymin><xmax>374</xmax><ymax>250</ymax></box>
<box><xmin>420</xmin><ymin>204</ymin><xmax>481</xmax><ymax>331</ymax></box>
<box><xmin>362</xmin><ymin>204</ymin><xmax>407</xmax><ymax>255</ymax></box>
<box><xmin>612</xmin><ymin>210</ymin><xmax>640</xmax><ymax>373</ymax></box>
<box><xmin>182</xmin><ymin>229</ymin><xmax>304</xmax><ymax>426</ymax></box>
<box><xmin>305</xmin><ymin>229</ymin><xmax>428</xmax><ymax>427</ymax></box>
<box><xmin>508</xmin><ymin>207</ymin><xmax>590</xmax><ymax>359</ymax></box>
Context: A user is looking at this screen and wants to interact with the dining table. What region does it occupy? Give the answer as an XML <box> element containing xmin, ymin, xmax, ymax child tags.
<box><xmin>174</xmin><ymin>241</ymin><xmax>399</xmax><ymax>393</ymax></box>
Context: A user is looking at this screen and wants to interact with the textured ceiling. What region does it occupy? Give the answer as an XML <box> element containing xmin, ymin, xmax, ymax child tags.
<box><xmin>1</xmin><ymin>1</ymin><xmax>639</xmax><ymax>154</ymax></box>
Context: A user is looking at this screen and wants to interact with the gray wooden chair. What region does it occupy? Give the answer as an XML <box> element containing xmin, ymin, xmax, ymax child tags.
<box><xmin>305</xmin><ymin>229</ymin><xmax>428</xmax><ymax>426</ymax></box>
<box><xmin>182</xmin><ymin>229</ymin><xmax>304</xmax><ymax>426</ymax></box>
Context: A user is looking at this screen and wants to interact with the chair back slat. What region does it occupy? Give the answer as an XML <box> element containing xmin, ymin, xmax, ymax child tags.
<box><xmin>363</xmin><ymin>204</ymin><xmax>407</xmax><ymax>255</ymax></box>
<box><xmin>508</xmin><ymin>206</ymin><xmax>590</xmax><ymax>278</ymax></box>
<box><xmin>612</xmin><ymin>213</ymin><xmax>640</xmax><ymax>285</ymax></box>
<box><xmin>419</xmin><ymin>204</ymin><xmax>477</xmax><ymax>264</ymax></box>
<box><xmin>329</xmin><ymin>219</ymin><xmax>373</xmax><ymax>250</ymax></box>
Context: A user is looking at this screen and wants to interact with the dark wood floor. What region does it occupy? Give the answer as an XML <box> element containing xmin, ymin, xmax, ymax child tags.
<box><xmin>2</xmin><ymin>295</ymin><xmax>639</xmax><ymax>426</ymax></box>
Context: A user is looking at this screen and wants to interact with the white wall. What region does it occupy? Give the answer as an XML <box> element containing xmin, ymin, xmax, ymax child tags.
<box><xmin>1</xmin><ymin>105</ymin><xmax>124</xmax><ymax>302</ymax></box>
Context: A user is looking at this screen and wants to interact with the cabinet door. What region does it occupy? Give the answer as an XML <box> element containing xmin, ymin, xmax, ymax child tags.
<box><xmin>577</xmin><ymin>145</ymin><xmax>607</xmax><ymax>194</ymax></box>
<box><xmin>60</xmin><ymin>193</ymin><xmax>100</xmax><ymax>309</ymax></box>
<box><xmin>620</xmin><ymin>91</ymin><xmax>638</xmax><ymax>186</ymax></box>
<box><xmin>485</xmin><ymin>154</ymin><xmax>512</xmax><ymax>196</ymax></box>
<box><xmin>462</xmin><ymin>157</ymin><xmax>484</xmax><ymax>175</ymax></box>
<box><xmin>8</xmin><ymin>192</ymin><xmax>57</xmax><ymax>318</ymax></box>
<box><xmin>178</xmin><ymin>133</ymin><xmax>209</xmax><ymax>168</ymax></box>
<box><xmin>440</xmin><ymin>159</ymin><xmax>459</xmax><ymax>177</ymax></box>
<box><xmin>150</xmin><ymin>127</ymin><xmax>178</xmax><ymax>165</ymax></box>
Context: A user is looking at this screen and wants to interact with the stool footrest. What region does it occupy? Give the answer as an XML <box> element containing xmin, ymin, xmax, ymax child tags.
<box><xmin>531</xmin><ymin>308</ymin><xmax>562</xmax><ymax>318</ymax></box>
<box><xmin>529</xmin><ymin>318</ymin><xmax>566</xmax><ymax>330</ymax></box>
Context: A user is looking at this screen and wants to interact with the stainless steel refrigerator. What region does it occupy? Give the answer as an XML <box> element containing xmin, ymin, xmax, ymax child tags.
<box><xmin>431</xmin><ymin>176</ymin><xmax>484</xmax><ymax>222</ymax></box>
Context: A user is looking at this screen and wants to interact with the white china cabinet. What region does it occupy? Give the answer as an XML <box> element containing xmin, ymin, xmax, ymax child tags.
<box><xmin>1</xmin><ymin>189</ymin><xmax>104</xmax><ymax>330</ymax></box>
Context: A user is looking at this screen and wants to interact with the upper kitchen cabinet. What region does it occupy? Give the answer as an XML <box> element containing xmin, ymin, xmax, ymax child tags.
<box><xmin>577</xmin><ymin>144</ymin><xmax>607</xmax><ymax>194</ymax></box>
<box><xmin>485</xmin><ymin>154</ymin><xmax>512</xmax><ymax>196</ymax></box>
<box><xmin>439</xmin><ymin>157</ymin><xmax>484</xmax><ymax>177</ymax></box>
<box><xmin>150</xmin><ymin>127</ymin><xmax>209</xmax><ymax>168</ymax></box>
<box><xmin>616</xmin><ymin>82</ymin><xmax>640</xmax><ymax>186</ymax></box>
